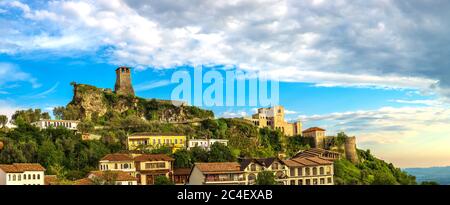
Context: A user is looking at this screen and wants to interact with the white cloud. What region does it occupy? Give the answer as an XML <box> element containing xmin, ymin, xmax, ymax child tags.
<box><xmin>284</xmin><ymin>109</ymin><xmax>298</xmax><ymax>115</ymax></box>
<box><xmin>221</xmin><ymin>111</ymin><xmax>248</xmax><ymax>118</ymax></box>
<box><xmin>2</xmin><ymin>0</ymin><xmax>450</xmax><ymax>97</ymax></box>
<box><xmin>26</xmin><ymin>82</ymin><xmax>59</xmax><ymax>99</ymax></box>
<box><xmin>0</xmin><ymin>62</ymin><xmax>41</xmax><ymax>89</ymax></box>
<box><xmin>135</xmin><ymin>80</ymin><xmax>171</xmax><ymax>92</ymax></box>
<box><xmin>0</xmin><ymin>100</ymin><xmax>22</xmax><ymax>127</ymax></box>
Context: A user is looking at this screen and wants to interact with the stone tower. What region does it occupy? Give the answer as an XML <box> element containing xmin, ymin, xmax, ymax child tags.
<box><xmin>114</xmin><ymin>66</ymin><xmax>135</xmax><ymax>96</ymax></box>
<box><xmin>344</xmin><ymin>136</ymin><xmax>359</xmax><ymax>164</ymax></box>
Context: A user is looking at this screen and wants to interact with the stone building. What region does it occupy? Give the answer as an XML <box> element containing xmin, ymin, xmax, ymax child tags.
<box><xmin>244</xmin><ymin>105</ymin><xmax>302</xmax><ymax>136</ymax></box>
<box><xmin>302</xmin><ymin>127</ymin><xmax>326</xmax><ymax>148</ymax></box>
<box><xmin>114</xmin><ymin>66</ymin><xmax>135</xmax><ymax>96</ymax></box>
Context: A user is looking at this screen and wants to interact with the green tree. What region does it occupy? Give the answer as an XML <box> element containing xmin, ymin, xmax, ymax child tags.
<box><xmin>77</xmin><ymin>120</ymin><xmax>95</xmax><ymax>133</ymax></box>
<box><xmin>256</xmin><ymin>171</ymin><xmax>277</xmax><ymax>185</ymax></box>
<box><xmin>421</xmin><ymin>181</ymin><xmax>439</xmax><ymax>185</ymax></box>
<box><xmin>0</xmin><ymin>115</ymin><xmax>7</xmax><ymax>128</ymax></box>
<box><xmin>11</xmin><ymin>109</ymin><xmax>50</xmax><ymax>125</ymax></box>
<box><xmin>208</xmin><ymin>142</ymin><xmax>235</xmax><ymax>162</ymax></box>
<box><xmin>371</xmin><ymin>171</ymin><xmax>398</xmax><ymax>185</ymax></box>
<box><xmin>154</xmin><ymin>176</ymin><xmax>174</xmax><ymax>185</ymax></box>
<box><xmin>190</xmin><ymin>146</ymin><xmax>209</xmax><ymax>163</ymax></box>
<box><xmin>173</xmin><ymin>149</ymin><xmax>192</xmax><ymax>168</ymax></box>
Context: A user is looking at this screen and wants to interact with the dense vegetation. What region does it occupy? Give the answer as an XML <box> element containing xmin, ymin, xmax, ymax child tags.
<box><xmin>334</xmin><ymin>149</ymin><xmax>417</xmax><ymax>185</ymax></box>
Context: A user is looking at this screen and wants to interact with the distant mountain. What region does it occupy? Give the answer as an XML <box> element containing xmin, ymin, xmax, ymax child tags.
<box><xmin>404</xmin><ymin>166</ymin><xmax>450</xmax><ymax>185</ymax></box>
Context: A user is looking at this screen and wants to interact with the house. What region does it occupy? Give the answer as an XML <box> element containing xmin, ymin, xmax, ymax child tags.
<box><xmin>127</xmin><ymin>133</ymin><xmax>186</xmax><ymax>153</ymax></box>
<box><xmin>0</xmin><ymin>163</ymin><xmax>46</xmax><ymax>185</ymax></box>
<box><xmin>81</xmin><ymin>133</ymin><xmax>102</xmax><ymax>141</ymax></box>
<box><xmin>75</xmin><ymin>171</ymin><xmax>138</xmax><ymax>185</ymax></box>
<box><xmin>134</xmin><ymin>154</ymin><xmax>174</xmax><ymax>185</ymax></box>
<box><xmin>31</xmin><ymin>119</ymin><xmax>79</xmax><ymax>131</ymax></box>
<box><xmin>294</xmin><ymin>148</ymin><xmax>341</xmax><ymax>161</ymax></box>
<box><xmin>282</xmin><ymin>156</ymin><xmax>334</xmax><ymax>185</ymax></box>
<box><xmin>188</xmin><ymin>162</ymin><xmax>245</xmax><ymax>185</ymax></box>
<box><xmin>173</xmin><ymin>168</ymin><xmax>191</xmax><ymax>185</ymax></box>
<box><xmin>244</xmin><ymin>106</ymin><xmax>302</xmax><ymax>136</ymax></box>
<box><xmin>240</xmin><ymin>158</ymin><xmax>289</xmax><ymax>185</ymax></box>
<box><xmin>302</xmin><ymin>127</ymin><xmax>326</xmax><ymax>148</ymax></box>
<box><xmin>187</xmin><ymin>139</ymin><xmax>229</xmax><ymax>150</ymax></box>
<box><xmin>98</xmin><ymin>153</ymin><xmax>174</xmax><ymax>185</ymax></box>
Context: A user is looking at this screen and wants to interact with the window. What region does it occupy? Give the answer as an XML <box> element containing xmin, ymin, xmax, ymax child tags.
<box><xmin>28</xmin><ymin>174</ymin><xmax>31</xmax><ymax>179</ymax></box>
<box><xmin>145</xmin><ymin>162</ymin><xmax>166</xmax><ymax>169</ymax></box>
<box><xmin>305</xmin><ymin>168</ymin><xmax>310</xmax><ymax>176</ymax></box>
<box><xmin>23</xmin><ymin>174</ymin><xmax>26</xmax><ymax>180</ymax></box>
<box><xmin>175</xmin><ymin>139</ymin><xmax>178</xmax><ymax>144</ymax></box>
<box><xmin>33</xmin><ymin>174</ymin><xmax>36</xmax><ymax>180</ymax></box>
<box><xmin>153</xmin><ymin>139</ymin><xmax>156</xmax><ymax>145</ymax></box>
<box><xmin>18</xmin><ymin>175</ymin><xmax>21</xmax><ymax>181</ymax></box>
<box><xmin>290</xmin><ymin>180</ymin><xmax>296</xmax><ymax>185</ymax></box>
<box><xmin>305</xmin><ymin>179</ymin><xmax>311</xmax><ymax>185</ymax></box>
<box><xmin>250</xmin><ymin>164</ymin><xmax>257</xmax><ymax>172</ymax></box>
<box><xmin>13</xmin><ymin>175</ymin><xmax>16</xmax><ymax>181</ymax></box>
<box><xmin>327</xmin><ymin>177</ymin><xmax>332</xmax><ymax>184</ymax></box>
<box><xmin>37</xmin><ymin>175</ymin><xmax>40</xmax><ymax>180</ymax></box>
<box><xmin>290</xmin><ymin>168</ymin><xmax>296</xmax><ymax>177</ymax></box>
<box><xmin>298</xmin><ymin>180</ymin><xmax>303</xmax><ymax>185</ymax></box>
<box><xmin>320</xmin><ymin>178</ymin><xmax>325</xmax><ymax>185</ymax></box>
<box><xmin>313</xmin><ymin>179</ymin><xmax>318</xmax><ymax>185</ymax></box>
<box><xmin>8</xmin><ymin>175</ymin><xmax>11</xmax><ymax>181</ymax></box>
<box><xmin>124</xmin><ymin>164</ymin><xmax>129</xmax><ymax>169</ymax></box>
<box><xmin>273</xmin><ymin>163</ymin><xmax>279</xmax><ymax>170</ymax></box>
<box><xmin>298</xmin><ymin>168</ymin><xmax>303</xmax><ymax>176</ymax></box>
<box><xmin>115</xmin><ymin>164</ymin><xmax>118</xmax><ymax>169</ymax></box>
<box><xmin>313</xmin><ymin>167</ymin><xmax>318</xmax><ymax>176</ymax></box>
<box><xmin>320</xmin><ymin>167</ymin><xmax>325</xmax><ymax>175</ymax></box>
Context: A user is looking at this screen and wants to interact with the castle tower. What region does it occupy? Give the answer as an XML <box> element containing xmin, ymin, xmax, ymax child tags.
<box><xmin>344</xmin><ymin>136</ymin><xmax>359</xmax><ymax>164</ymax></box>
<box><xmin>114</xmin><ymin>66</ymin><xmax>135</xmax><ymax>96</ymax></box>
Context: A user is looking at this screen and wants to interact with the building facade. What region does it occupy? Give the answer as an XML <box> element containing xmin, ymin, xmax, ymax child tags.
<box><xmin>240</xmin><ymin>158</ymin><xmax>288</xmax><ymax>185</ymax></box>
<box><xmin>282</xmin><ymin>156</ymin><xmax>334</xmax><ymax>185</ymax></box>
<box><xmin>98</xmin><ymin>153</ymin><xmax>174</xmax><ymax>185</ymax></box>
<box><xmin>187</xmin><ymin>139</ymin><xmax>229</xmax><ymax>150</ymax></box>
<box><xmin>127</xmin><ymin>133</ymin><xmax>187</xmax><ymax>153</ymax></box>
<box><xmin>31</xmin><ymin>119</ymin><xmax>79</xmax><ymax>131</ymax></box>
<box><xmin>188</xmin><ymin>162</ymin><xmax>246</xmax><ymax>185</ymax></box>
<box><xmin>244</xmin><ymin>106</ymin><xmax>302</xmax><ymax>136</ymax></box>
<box><xmin>302</xmin><ymin>127</ymin><xmax>326</xmax><ymax>148</ymax></box>
<box><xmin>0</xmin><ymin>163</ymin><xmax>46</xmax><ymax>185</ymax></box>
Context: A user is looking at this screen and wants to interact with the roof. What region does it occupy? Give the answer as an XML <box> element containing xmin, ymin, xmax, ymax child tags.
<box><xmin>101</xmin><ymin>153</ymin><xmax>134</xmax><ymax>162</ymax></box>
<box><xmin>74</xmin><ymin>178</ymin><xmax>93</xmax><ymax>185</ymax></box>
<box><xmin>0</xmin><ymin>163</ymin><xmax>46</xmax><ymax>173</ymax></box>
<box><xmin>133</xmin><ymin>154</ymin><xmax>174</xmax><ymax>162</ymax></box>
<box><xmin>129</xmin><ymin>132</ymin><xmax>186</xmax><ymax>137</ymax></box>
<box><xmin>34</xmin><ymin>119</ymin><xmax>80</xmax><ymax>123</ymax></box>
<box><xmin>174</xmin><ymin>168</ymin><xmax>192</xmax><ymax>175</ymax></box>
<box><xmin>194</xmin><ymin>162</ymin><xmax>242</xmax><ymax>174</ymax></box>
<box><xmin>302</xmin><ymin>127</ymin><xmax>326</xmax><ymax>133</ymax></box>
<box><xmin>294</xmin><ymin>148</ymin><xmax>341</xmax><ymax>159</ymax></box>
<box><xmin>240</xmin><ymin>158</ymin><xmax>283</xmax><ymax>170</ymax></box>
<box><xmin>282</xmin><ymin>157</ymin><xmax>333</xmax><ymax>167</ymax></box>
<box><xmin>89</xmin><ymin>171</ymin><xmax>137</xmax><ymax>181</ymax></box>
<box><xmin>44</xmin><ymin>175</ymin><xmax>58</xmax><ymax>185</ymax></box>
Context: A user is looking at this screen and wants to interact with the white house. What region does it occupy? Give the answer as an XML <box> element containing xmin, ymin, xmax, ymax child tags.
<box><xmin>31</xmin><ymin>119</ymin><xmax>79</xmax><ymax>131</ymax></box>
<box><xmin>188</xmin><ymin>139</ymin><xmax>229</xmax><ymax>150</ymax></box>
<box><xmin>0</xmin><ymin>163</ymin><xmax>46</xmax><ymax>185</ymax></box>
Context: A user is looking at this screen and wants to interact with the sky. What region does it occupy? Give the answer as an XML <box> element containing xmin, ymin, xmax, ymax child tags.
<box><xmin>1</xmin><ymin>0</ymin><xmax>450</xmax><ymax>168</ymax></box>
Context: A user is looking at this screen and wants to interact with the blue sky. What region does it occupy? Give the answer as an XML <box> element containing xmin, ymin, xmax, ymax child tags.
<box><xmin>1</xmin><ymin>0</ymin><xmax>450</xmax><ymax>168</ymax></box>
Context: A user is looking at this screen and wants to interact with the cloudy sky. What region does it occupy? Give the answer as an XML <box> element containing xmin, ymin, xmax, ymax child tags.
<box><xmin>1</xmin><ymin>0</ymin><xmax>450</xmax><ymax>168</ymax></box>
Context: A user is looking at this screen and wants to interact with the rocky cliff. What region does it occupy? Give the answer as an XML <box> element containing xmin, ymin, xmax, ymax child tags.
<box><xmin>62</xmin><ymin>83</ymin><xmax>214</xmax><ymax>122</ymax></box>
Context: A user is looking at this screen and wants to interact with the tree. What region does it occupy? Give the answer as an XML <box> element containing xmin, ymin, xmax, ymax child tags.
<box><xmin>173</xmin><ymin>149</ymin><xmax>192</xmax><ymax>168</ymax></box>
<box><xmin>154</xmin><ymin>176</ymin><xmax>174</xmax><ymax>185</ymax></box>
<box><xmin>11</xmin><ymin>109</ymin><xmax>50</xmax><ymax>125</ymax></box>
<box><xmin>77</xmin><ymin>120</ymin><xmax>95</xmax><ymax>134</ymax></box>
<box><xmin>256</xmin><ymin>171</ymin><xmax>277</xmax><ymax>185</ymax></box>
<box><xmin>208</xmin><ymin>142</ymin><xmax>234</xmax><ymax>162</ymax></box>
<box><xmin>91</xmin><ymin>171</ymin><xmax>119</xmax><ymax>185</ymax></box>
<box><xmin>371</xmin><ymin>171</ymin><xmax>398</xmax><ymax>185</ymax></box>
<box><xmin>421</xmin><ymin>181</ymin><xmax>439</xmax><ymax>185</ymax></box>
<box><xmin>190</xmin><ymin>146</ymin><xmax>209</xmax><ymax>163</ymax></box>
<box><xmin>0</xmin><ymin>115</ymin><xmax>7</xmax><ymax>128</ymax></box>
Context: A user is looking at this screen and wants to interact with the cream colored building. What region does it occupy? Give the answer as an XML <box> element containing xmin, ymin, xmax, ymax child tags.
<box><xmin>188</xmin><ymin>162</ymin><xmax>246</xmax><ymax>185</ymax></box>
<box><xmin>302</xmin><ymin>127</ymin><xmax>326</xmax><ymax>148</ymax></box>
<box><xmin>127</xmin><ymin>133</ymin><xmax>186</xmax><ymax>153</ymax></box>
<box><xmin>244</xmin><ymin>106</ymin><xmax>302</xmax><ymax>136</ymax></box>
<box><xmin>98</xmin><ymin>153</ymin><xmax>174</xmax><ymax>185</ymax></box>
<box><xmin>282</xmin><ymin>156</ymin><xmax>334</xmax><ymax>185</ymax></box>
<box><xmin>0</xmin><ymin>163</ymin><xmax>46</xmax><ymax>185</ymax></box>
<box><xmin>31</xmin><ymin>119</ymin><xmax>79</xmax><ymax>130</ymax></box>
<box><xmin>240</xmin><ymin>158</ymin><xmax>288</xmax><ymax>185</ymax></box>
<box><xmin>188</xmin><ymin>139</ymin><xmax>229</xmax><ymax>150</ymax></box>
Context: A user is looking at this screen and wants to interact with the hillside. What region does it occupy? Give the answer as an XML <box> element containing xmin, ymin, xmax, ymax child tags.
<box><xmin>334</xmin><ymin>149</ymin><xmax>417</xmax><ymax>185</ymax></box>
<box><xmin>404</xmin><ymin>167</ymin><xmax>450</xmax><ymax>185</ymax></box>
<box><xmin>53</xmin><ymin>83</ymin><xmax>214</xmax><ymax>123</ymax></box>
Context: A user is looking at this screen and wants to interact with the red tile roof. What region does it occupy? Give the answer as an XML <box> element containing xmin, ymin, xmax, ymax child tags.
<box><xmin>195</xmin><ymin>162</ymin><xmax>242</xmax><ymax>174</ymax></box>
<box><xmin>0</xmin><ymin>163</ymin><xmax>46</xmax><ymax>173</ymax></box>
<box><xmin>174</xmin><ymin>168</ymin><xmax>192</xmax><ymax>175</ymax></box>
<box><xmin>74</xmin><ymin>178</ymin><xmax>93</xmax><ymax>185</ymax></box>
<box><xmin>302</xmin><ymin>127</ymin><xmax>326</xmax><ymax>133</ymax></box>
<box><xmin>282</xmin><ymin>157</ymin><xmax>333</xmax><ymax>167</ymax></box>
<box><xmin>89</xmin><ymin>171</ymin><xmax>137</xmax><ymax>181</ymax></box>
<box><xmin>100</xmin><ymin>153</ymin><xmax>134</xmax><ymax>162</ymax></box>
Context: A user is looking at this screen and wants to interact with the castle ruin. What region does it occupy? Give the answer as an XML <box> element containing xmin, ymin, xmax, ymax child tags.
<box><xmin>114</xmin><ymin>66</ymin><xmax>135</xmax><ymax>96</ymax></box>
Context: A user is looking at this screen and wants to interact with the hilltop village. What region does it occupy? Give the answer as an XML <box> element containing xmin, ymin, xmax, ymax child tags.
<box><xmin>0</xmin><ymin>67</ymin><xmax>416</xmax><ymax>185</ymax></box>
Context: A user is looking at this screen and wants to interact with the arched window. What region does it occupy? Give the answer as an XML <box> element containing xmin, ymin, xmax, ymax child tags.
<box><xmin>33</xmin><ymin>174</ymin><xmax>36</xmax><ymax>180</ymax></box>
<box><xmin>18</xmin><ymin>175</ymin><xmax>21</xmax><ymax>181</ymax></box>
<box><xmin>28</xmin><ymin>174</ymin><xmax>31</xmax><ymax>179</ymax></box>
<box><xmin>250</xmin><ymin>164</ymin><xmax>257</xmax><ymax>172</ymax></box>
<box><xmin>124</xmin><ymin>164</ymin><xmax>129</xmax><ymax>169</ymax></box>
<box><xmin>23</xmin><ymin>174</ymin><xmax>26</xmax><ymax>180</ymax></box>
<box><xmin>313</xmin><ymin>167</ymin><xmax>318</xmax><ymax>176</ymax></box>
<box><xmin>13</xmin><ymin>175</ymin><xmax>16</xmax><ymax>181</ymax></box>
<box><xmin>37</xmin><ymin>174</ymin><xmax>40</xmax><ymax>180</ymax></box>
<box><xmin>115</xmin><ymin>163</ymin><xmax>118</xmax><ymax>169</ymax></box>
<box><xmin>320</xmin><ymin>167</ymin><xmax>325</xmax><ymax>175</ymax></box>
